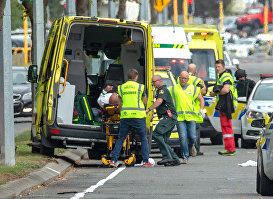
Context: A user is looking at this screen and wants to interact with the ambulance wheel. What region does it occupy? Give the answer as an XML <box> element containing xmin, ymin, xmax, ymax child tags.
<box><xmin>210</xmin><ymin>133</ymin><xmax>223</xmax><ymax>145</ymax></box>
<box><xmin>40</xmin><ymin>144</ymin><xmax>55</xmax><ymax>157</ymax></box>
<box><xmin>241</xmin><ymin>138</ymin><xmax>256</xmax><ymax>149</ymax></box>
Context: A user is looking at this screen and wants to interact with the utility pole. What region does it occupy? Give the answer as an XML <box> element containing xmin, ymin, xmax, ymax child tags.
<box><xmin>219</xmin><ymin>0</ymin><xmax>224</xmax><ymax>32</ymax></box>
<box><xmin>163</xmin><ymin>6</ymin><xmax>168</xmax><ymax>24</ymax></box>
<box><xmin>66</xmin><ymin>0</ymin><xmax>76</xmax><ymax>16</ymax></box>
<box><xmin>108</xmin><ymin>0</ymin><xmax>115</xmax><ymax>18</ymax></box>
<box><xmin>90</xmin><ymin>0</ymin><xmax>97</xmax><ymax>17</ymax></box>
<box><xmin>183</xmin><ymin>0</ymin><xmax>187</xmax><ymax>24</ymax></box>
<box><xmin>33</xmin><ymin>0</ymin><xmax>44</xmax><ymax>72</ymax></box>
<box><xmin>0</xmin><ymin>0</ymin><xmax>15</xmax><ymax>166</ymax></box>
<box><xmin>173</xmin><ymin>0</ymin><xmax>178</xmax><ymax>24</ymax></box>
<box><xmin>139</xmin><ymin>0</ymin><xmax>145</xmax><ymax>21</ymax></box>
<box><xmin>264</xmin><ymin>0</ymin><xmax>268</xmax><ymax>34</ymax></box>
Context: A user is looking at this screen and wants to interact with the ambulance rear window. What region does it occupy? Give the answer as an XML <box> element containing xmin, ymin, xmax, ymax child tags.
<box><xmin>190</xmin><ymin>49</ymin><xmax>216</xmax><ymax>81</ymax></box>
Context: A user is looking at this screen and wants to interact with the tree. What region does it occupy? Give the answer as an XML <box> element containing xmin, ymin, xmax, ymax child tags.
<box><xmin>150</xmin><ymin>0</ymin><xmax>157</xmax><ymax>24</ymax></box>
<box><xmin>116</xmin><ymin>0</ymin><xmax>126</xmax><ymax>18</ymax></box>
<box><xmin>77</xmin><ymin>0</ymin><xmax>89</xmax><ymax>16</ymax></box>
<box><xmin>0</xmin><ymin>0</ymin><xmax>6</xmax><ymax>31</ymax></box>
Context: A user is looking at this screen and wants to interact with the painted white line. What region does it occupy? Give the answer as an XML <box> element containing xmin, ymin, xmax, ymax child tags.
<box><xmin>70</xmin><ymin>167</ymin><xmax>126</xmax><ymax>199</ymax></box>
<box><xmin>46</xmin><ymin>167</ymin><xmax>61</xmax><ymax>175</ymax></box>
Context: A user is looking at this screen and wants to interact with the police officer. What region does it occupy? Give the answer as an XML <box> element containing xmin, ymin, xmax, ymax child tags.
<box><xmin>110</xmin><ymin>69</ymin><xmax>153</xmax><ymax>167</ymax></box>
<box><xmin>235</xmin><ymin>69</ymin><xmax>256</xmax><ymax>99</ymax></box>
<box><xmin>170</xmin><ymin>71</ymin><xmax>204</xmax><ymax>164</ymax></box>
<box><xmin>187</xmin><ymin>63</ymin><xmax>206</xmax><ymax>156</ymax></box>
<box><xmin>210</xmin><ymin>60</ymin><xmax>237</xmax><ymax>156</ymax></box>
<box><xmin>146</xmin><ymin>75</ymin><xmax>180</xmax><ymax>166</ymax></box>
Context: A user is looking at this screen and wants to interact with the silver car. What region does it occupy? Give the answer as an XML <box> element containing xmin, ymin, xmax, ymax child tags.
<box><xmin>252</xmin><ymin>117</ymin><xmax>273</xmax><ymax>196</ymax></box>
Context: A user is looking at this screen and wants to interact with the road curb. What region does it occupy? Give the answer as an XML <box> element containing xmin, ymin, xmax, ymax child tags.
<box><xmin>0</xmin><ymin>148</ymin><xmax>87</xmax><ymax>199</ymax></box>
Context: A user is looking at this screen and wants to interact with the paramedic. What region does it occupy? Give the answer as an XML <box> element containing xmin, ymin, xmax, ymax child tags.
<box><xmin>146</xmin><ymin>75</ymin><xmax>180</xmax><ymax>166</ymax></box>
<box><xmin>170</xmin><ymin>71</ymin><xmax>204</xmax><ymax>164</ymax></box>
<box><xmin>110</xmin><ymin>69</ymin><xmax>153</xmax><ymax>167</ymax></box>
<box><xmin>187</xmin><ymin>63</ymin><xmax>206</xmax><ymax>156</ymax></box>
<box><xmin>210</xmin><ymin>59</ymin><xmax>237</xmax><ymax>156</ymax></box>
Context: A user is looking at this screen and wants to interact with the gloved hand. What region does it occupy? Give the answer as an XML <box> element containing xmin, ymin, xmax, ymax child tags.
<box><xmin>200</xmin><ymin>109</ymin><xmax>207</xmax><ymax>118</ymax></box>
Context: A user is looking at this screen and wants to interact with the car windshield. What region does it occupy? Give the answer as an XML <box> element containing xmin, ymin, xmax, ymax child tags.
<box><xmin>223</xmin><ymin>18</ymin><xmax>236</xmax><ymax>25</ymax></box>
<box><xmin>162</xmin><ymin>77</ymin><xmax>174</xmax><ymax>88</ymax></box>
<box><xmin>154</xmin><ymin>58</ymin><xmax>190</xmax><ymax>79</ymax></box>
<box><xmin>253</xmin><ymin>83</ymin><xmax>273</xmax><ymax>100</ymax></box>
<box><xmin>190</xmin><ymin>49</ymin><xmax>216</xmax><ymax>81</ymax></box>
<box><xmin>13</xmin><ymin>69</ymin><xmax>29</xmax><ymax>85</ymax></box>
<box><xmin>235</xmin><ymin>39</ymin><xmax>253</xmax><ymax>45</ymax></box>
<box><xmin>247</xmin><ymin>8</ymin><xmax>261</xmax><ymax>14</ymax></box>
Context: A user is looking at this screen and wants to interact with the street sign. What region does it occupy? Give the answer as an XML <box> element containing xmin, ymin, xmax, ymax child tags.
<box><xmin>154</xmin><ymin>0</ymin><xmax>171</xmax><ymax>13</ymax></box>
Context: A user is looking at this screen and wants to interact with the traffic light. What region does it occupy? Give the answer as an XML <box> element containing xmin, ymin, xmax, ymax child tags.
<box><xmin>188</xmin><ymin>0</ymin><xmax>195</xmax><ymax>15</ymax></box>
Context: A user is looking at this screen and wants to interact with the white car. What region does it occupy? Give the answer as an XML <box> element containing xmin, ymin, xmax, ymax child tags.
<box><xmin>251</xmin><ymin>117</ymin><xmax>273</xmax><ymax>196</ymax></box>
<box><xmin>241</xmin><ymin>77</ymin><xmax>273</xmax><ymax>148</ymax></box>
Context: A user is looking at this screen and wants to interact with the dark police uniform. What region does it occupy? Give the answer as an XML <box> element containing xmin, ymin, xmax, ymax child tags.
<box><xmin>153</xmin><ymin>85</ymin><xmax>180</xmax><ymax>163</ymax></box>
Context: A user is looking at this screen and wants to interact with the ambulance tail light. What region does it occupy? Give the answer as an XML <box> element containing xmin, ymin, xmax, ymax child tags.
<box><xmin>260</xmin><ymin>74</ymin><xmax>273</xmax><ymax>79</ymax></box>
<box><xmin>194</xmin><ymin>32</ymin><xmax>213</xmax><ymax>36</ymax></box>
<box><xmin>171</xmin><ymin>59</ymin><xmax>177</xmax><ymax>63</ymax></box>
<box><xmin>155</xmin><ymin>66</ymin><xmax>171</xmax><ymax>71</ymax></box>
<box><xmin>179</xmin><ymin>60</ymin><xmax>185</xmax><ymax>64</ymax></box>
<box><xmin>50</xmin><ymin>129</ymin><xmax>60</xmax><ymax>134</ymax></box>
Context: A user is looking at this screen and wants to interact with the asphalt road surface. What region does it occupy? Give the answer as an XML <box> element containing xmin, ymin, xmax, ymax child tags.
<box><xmin>19</xmin><ymin>143</ymin><xmax>264</xmax><ymax>199</ymax></box>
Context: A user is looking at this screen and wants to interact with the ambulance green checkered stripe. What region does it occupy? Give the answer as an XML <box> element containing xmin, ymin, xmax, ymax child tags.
<box><xmin>153</xmin><ymin>44</ymin><xmax>185</xmax><ymax>49</ymax></box>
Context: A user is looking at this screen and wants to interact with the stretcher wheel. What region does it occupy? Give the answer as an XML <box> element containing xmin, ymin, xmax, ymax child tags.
<box><xmin>124</xmin><ymin>154</ymin><xmax>136</xmax><ymax>167</ymax></box>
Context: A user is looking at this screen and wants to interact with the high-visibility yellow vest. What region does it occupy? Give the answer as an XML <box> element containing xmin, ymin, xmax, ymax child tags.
<box><xmin>189</xmin><ymin>75</ymin><xmax>203</xmax><ymax>123</ymax></box>
<box><xmin>216</xmin><ymin>71</ymin><xmax>238</xmax><ymax>107</ymax></box>
<box><xmin>118</xmin><ymin>81</ymin><xmax>146</xmax><ymax>119</ymax></box>
<box><xmin>169</xmin><ymin>84</ymin><xmax>198</xmax><ymax>121</ymax></box>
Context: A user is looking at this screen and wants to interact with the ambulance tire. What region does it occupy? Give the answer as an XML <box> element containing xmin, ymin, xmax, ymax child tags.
<box><xmin>40</xmin><ymin>130</ymin><xmax>55</xmax><ymax>157</ymax></box>
<box><xmin>210</xmin><ymin>133</ymin><xmax>223</xmax><ymax>145</ymax></box>
<box><xmin>174</xmin><ymin>147</ymin><xmax>182</xmax><ymax>158</ymax></box>
<box><xmin>40</xmin><ymin>144</ymin><xmax>55</xmax><ymax>157</ymax></box>
<box><xmin>87</xmin><ymin>143</ymin><xmax>106</xmax><ymax>160</ymax></box>
<box><xmin>241</xmin><ymin>138</ymin><xmax>256</xmax><ymax>149</ymax></box>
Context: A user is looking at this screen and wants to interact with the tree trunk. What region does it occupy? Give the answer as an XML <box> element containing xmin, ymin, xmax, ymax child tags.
<box><xmin>77</xmin><ymin>0</ymin><xmax>89</xmax><ymax>16</ymax></box>
<box><xmin>0</xmin><ymin>0</ymin><xmax>7</xmax><ymax>31</ymax></box>
<box><xmin>150</xmin><ymin>0</ymin><xmax>157</xmax><ymax>24</ymax></box>
<box><xmin>97</xmin><ymin>0</ymin><xmax>102</xmax><ymax>16</ymax></box>
<box><xmin>116</xmin><ymin>0</ymin><xmax>126</xmax><ymax>19</ymax></box>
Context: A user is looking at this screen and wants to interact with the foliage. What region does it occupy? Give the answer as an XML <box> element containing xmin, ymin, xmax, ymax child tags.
<box><xmin>11</xmin><ymin>0</ymin><xmax>24</xmax><ymax>30</ymax></box>
<box><xmin>48</xmin><ymin>0</ymin><xmax>64</xmax><ymax>21</ymax></box>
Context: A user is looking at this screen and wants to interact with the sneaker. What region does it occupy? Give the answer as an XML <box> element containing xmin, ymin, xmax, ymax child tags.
<box><xmin>170</xmin><ymin>160</ymin><xmax>181</xmax><ymax>166</ymax></box>
<box><xmin>143</xmin><ymin>162</ymin><xmax>154</xmax><ymax>167</ymax></box>
<box><xmin>218</xmin><ymin>150</ymin><xmax>236</xmax><ymax>156</ymax></box>
<box><xmin>190</xmin><ymin>146</ymin><xmax>197</xmax><ymax>157</ymax></box>
<box><xmin>109</xmin><ymin>161</ymin><xmax>119</xmax><ymax>168</ymax></box>
<box><xmin>157</xmin><ymin>159</ymin><xmax>173</xmax><ymax>165</ymax></box>
<box><xmin>197</xmin><ymin>151</ymin><xmax>204</xmax><ymax>156</ymax></box>
<box><xmin>181</xmin><ymin>159</ymin><xmax>188</xmax><ymax>164</ymax></box>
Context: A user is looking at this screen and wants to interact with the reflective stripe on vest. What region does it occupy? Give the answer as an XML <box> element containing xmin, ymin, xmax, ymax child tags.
<box><xmin>120</xmin><ymin>84</ymin><xmax>145</xmax><ymax>111</ymax></box>
<box><xmin>223</xmin><ymin>134</ymin><xmax>234</xmax><ymax>138</ymax></box>
<box><xmin>177</xmin><ymin>111</ymin><xmax>196</xmax><ymax>115</ymax></box>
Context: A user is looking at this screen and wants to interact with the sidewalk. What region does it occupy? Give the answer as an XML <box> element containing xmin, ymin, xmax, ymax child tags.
<box><xmin>0</xmin><ymin>148</ymin><xmax>87</xmax><ymax>199</ymax></box>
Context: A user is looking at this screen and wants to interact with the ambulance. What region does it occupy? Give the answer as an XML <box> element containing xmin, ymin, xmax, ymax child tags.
<box><xmin>151</xmin><ymin>25</ymin><xmax>192</xmax><ymax>79</ymax></box>
<box><xmin>27</xmin><ymin>16</ymin><xmax>155</xmax><ymax>158</ymax></box>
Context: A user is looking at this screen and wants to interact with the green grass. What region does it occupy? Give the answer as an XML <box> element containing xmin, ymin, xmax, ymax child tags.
<box><xmin>0</xmin><ymin>131</ymin><xmax>66</xmax><ymax>185</ymax></box>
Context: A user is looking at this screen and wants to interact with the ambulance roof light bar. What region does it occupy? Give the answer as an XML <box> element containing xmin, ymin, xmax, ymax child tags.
<box><xmin>194</xmin><ymin>32</ymin><xmax>213</xmax><ymax>36</ymax></box>
<box><xmin>260</xmin><ymin>74</ymin><xmax>273</xmax><ymax>79</ymax></box>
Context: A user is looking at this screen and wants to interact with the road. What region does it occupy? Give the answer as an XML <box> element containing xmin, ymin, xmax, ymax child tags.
<box><xmin>15</xmin><ymin>53</ymin><xmax>273</xmax><ymax>198</ymax></box>
<box><xmin>14</xmin><ymin>117</ymin><xmax>31</xmax><ymax>137</ymax></box>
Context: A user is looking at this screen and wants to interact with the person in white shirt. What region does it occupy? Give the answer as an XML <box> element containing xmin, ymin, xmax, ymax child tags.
<box><xmin>97</xmin><ymin>83</ymin><xmax>119</xmax><ymax>108</ymax></box>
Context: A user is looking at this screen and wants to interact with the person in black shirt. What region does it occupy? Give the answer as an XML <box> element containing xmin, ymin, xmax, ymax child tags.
<box><xmin>146</xmin><ymin>75</ymin><xmax>180</xmax><ymax>166</ymax></box>
<box><xmin>235</xmin><ymin>69</ymin><xmax>256</xmax><ymax>98</ymax></box>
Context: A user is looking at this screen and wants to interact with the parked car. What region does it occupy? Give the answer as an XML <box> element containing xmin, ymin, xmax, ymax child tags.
<box><xmin>252</xmin><ymin>117</ymin><xmax>273</xmax><ymax>196</ymax></box>
<box><xmin>13</xmin><ymin>66</ymin><xmax>32</xmax><ymax>116</ymax></box>
<box><xmin>241</xmin><ymin>75</ymin><xmax>273</xmax><ymax>148</ymax></box>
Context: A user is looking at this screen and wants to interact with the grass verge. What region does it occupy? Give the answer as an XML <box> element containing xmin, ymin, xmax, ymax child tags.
<box><xmin>0</xmin><ymin>131</ymin><xmax>66</xmax><ymax>185</ymax></box>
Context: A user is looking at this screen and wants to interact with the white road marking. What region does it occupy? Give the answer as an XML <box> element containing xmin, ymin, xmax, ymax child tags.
<box><xmin>70</xmin><ymin>167</ymin><xmax>126</xmax><ymax>199</ymax></box>
<box><xmin>46</xmin><ymin>167</ymin><xmax>61</xmax><ymax>175</ymax></box>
